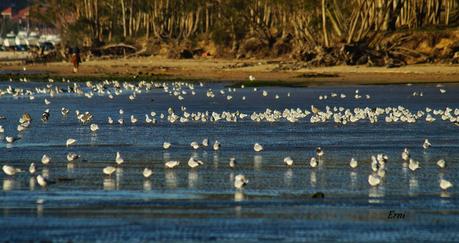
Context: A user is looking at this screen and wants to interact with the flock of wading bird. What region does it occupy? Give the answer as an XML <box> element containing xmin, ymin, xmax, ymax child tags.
<box><xmin>0</xmin><ymin>77</ymin><xmax>457</xmax><ymax>193</ymax></box>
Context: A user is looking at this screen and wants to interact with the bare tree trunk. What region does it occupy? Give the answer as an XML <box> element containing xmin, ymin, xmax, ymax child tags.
<box><xmin>120</xmin><ymin>0</ymin><xmax>126</xmax><ymax>37</ymax></box>
<box><xmin>322</xmin><ymin>0</ymin><xmax>330</xmax><ymax>47</ymax></box>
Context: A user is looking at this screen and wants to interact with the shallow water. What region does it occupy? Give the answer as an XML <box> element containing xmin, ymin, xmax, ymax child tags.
<box><xmin>0</xmin><ymin>81</ymin><xmax>459</xmax><ymax>242</ymax></box>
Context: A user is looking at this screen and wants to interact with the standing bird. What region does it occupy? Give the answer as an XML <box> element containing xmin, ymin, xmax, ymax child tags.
<box><xmin>90</xmin><ymin>124</ymin><xmax>99</xmax><ymax>132</ymax></box>
<box><xmin>61</xmin><ymin>107</ymin><xmax>70</xmax><ymax>116</ymax></box>
<box><xmin>316</xmin><ymin>147</ymin><xmax>324</xmax><ymax>157</ymax></box>
<box><xmin>253</xmin><ymin>143</ymin><xmax>263</xmax><ymax>152</ymax></box>
<box><xmin>29</xmin><ymin>163</ymin><xmax>36</xmax><ymax>174</ymax></box>
<box><xmin>190</xmin><ymin>141</ymin><xmax>200</xmax><ymax>150</ymax></box>
<box><xmin>41</xmin><ymin>109</ymin><xmax>50</xmax><ymax>122</ymax></box>
<box><xmin>67</xmin><ymin>152</ymin><xmax>80</xmax><ymax>162</ymax></box>
<box><xmin>440</xmin><ymin>179</ymin><xmax>453</xmax><ymax>191</ymax></box>
<box><xmin>402</xmin><ymin>148</ymin><xmax>410</xmax><ymax>161</ymax></box>
<box><xmin>66</xmin><ymin>138</ymin><xmax>77</xmax><ymax>147</ymax></box>
<box><xmin>283</xmin><ymin>156</ymin><xmax>294</xmax><ymax>167</ymax></box>
<box><xmin>2</xmin><ymin>165</ymin><xmax>22</xmax><ymax>176</ymax></box>
<box><xmin>423</xmin><ymin>139</ymin><xmax>431</xmax><ymax>149</ymax></box>
<box><xmin>163</xmin><ymin>142</ymin><xmax>171</xmax><ymax>150</ymax></box>
<box><xmin>202</xmin><ymin>138</ymin><xmax>209</xmax><ymax>147</ymax></box>
<box><xmin>188</xmin><ymin>157</ymin><xmax>204</xmax><ymax>168</ymax></box>
<box><xmin>165</xmin><ymin>160</ymin><xmax>180</xmax><ymax>169</ymax></box>
<box><xmin>143</xmin><ymin>168</ymin><xmax>153</xmax><ymax>178</ymax></box>
<box><xmin>41</xmin><ymin>154</ymin><xmax>51</xmax><ymax>165</ymax></box>
<box><xmin>437</xmin><ymin>159</ymin><xmax>446</xmax><ymax>169</ymax></box>
<box><xmin>229</xmin><ymin>157</ymin><xmax>237</xmax><ymax>168</ymax></box>
<box><xmin>349</xmin><ymin>158</ymin><xmax>358</xmax><ymax>169</ymax></box>
<box><xmin>115</xmin><ymin>152</ymin><xmax>124</xmax><ymax>165</ymax></box>
<box><xmin>368</xmin><ymin>174</ymin><xmax>381</xmax><ymax>187</ymax></box>
<box><xmin>310</xmin><ymin>157</ymin><xmax>318</xmax><ymax>168</ymax></box>
<box><xmin>234</xmin><ymin>174</ymin><xmax>248</xmax><ymax>189</ymax></box>
<box><xmin>213</xmin><ymin>140</ymin><xmax>221</xmax><ymax>151</ymax></box>
<box><xmin>36</xmin><ymin>175</ymin><xmax>53</xmax><ymax>187</ymax></box>
<box><xmin>103</xmin><ymin>166</ymin><xmax>116</xmax><ymax>176</ymax></box>
<box><xmin>409</xmin><ymin>159</ymin><xmax>420</xmax><ymax>171</ymax></box>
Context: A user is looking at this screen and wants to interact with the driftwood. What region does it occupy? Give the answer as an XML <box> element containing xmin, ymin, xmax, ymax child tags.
<box><xmin>92</xmin><ymin>43</ymin><xmax>137</xmax><ymax>57</ymax></box>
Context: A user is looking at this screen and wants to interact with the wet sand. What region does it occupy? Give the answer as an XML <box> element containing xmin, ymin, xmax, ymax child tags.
<box><xmin>1</xmin><ymin>56</ymin><xmax>459</xmax><ymax>85</ymax></box>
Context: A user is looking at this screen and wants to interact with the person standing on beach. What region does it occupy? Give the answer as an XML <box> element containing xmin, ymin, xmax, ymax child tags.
<box><xmin>71</xmin><ymin>47</ymin><xmax>81</xmax><ymax>73</ymax></box>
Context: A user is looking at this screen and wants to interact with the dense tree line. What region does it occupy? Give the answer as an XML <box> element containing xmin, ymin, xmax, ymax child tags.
<box><xmin>30</xmin><ymin>0</ymin><xmax>459</xmax><ymax>57</ymax></box>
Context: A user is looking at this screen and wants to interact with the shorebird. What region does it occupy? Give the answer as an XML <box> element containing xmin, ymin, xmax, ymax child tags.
<box><xmin>437</xmin><ymin>159</ymin><xmax>446</xmax><ymax>168</ymax></box>
<box><xmin>234</xmin><ymin>174</ymin><xmax>248</xmax><ymax>189</ymax></box>
<box><xmin>213</xmin><ymin>140</ymin><xmax>221</xmax><ymax>151</ymax></box>
<box><xmin>163</xmin><ymin>142</ymin><xmax>171</xmax><ymax>150</ymax></box>
<box><xmin>0</xmin><ymin>126</ymin><xmax>4</xmax><ymax>133</ymax></box>
<box><xmin>316</xmin><ymin>147</ymin><xmax>324</xmax><ymax>157</ymax></box>
<box><xmin>130</xmin><ymin>115</ymin><xmax>138</xmax><ymax>124</ymax></box>
<box><xmin>402</xmin><ymin>148</ymin><xmax>410</xmax><ymax>161</ymax></box>
<box><xmin>5</xmin><ymin>136</ymin><xmax>16</xmax><ymax>143</ymax></box>
<box><xmin>253</xmin><ymin>143</ymin><xmax>263</xmax><ymax>152</ymax></box>
<box><xmin>309</xmin><ymin>157</ymin><xmax>317</xmax><ymax>168</ymax></box>
<box><xmin>66</xmin><ymin>138</ymin><xmax>77</xmax><ymax>147</ymax></box>
<box><xmin>249</xmin><ymin>75</ymin><xmax>256</xmax><ymax>81</ymax></box>
<box><xmin>61</xmin><ymin>107</ymin><xmax>69</xmax><ymax>116</ymax></box>
<box><xmin>229</xmin><ymin>157</ymin><xmax>237</xmax><ymax>168</ymax></box>
<box><xmin>190</xmin><ymin>141</ymin><xmax>200</xmax><ymax>150</ymax></box>
<box><xmin>67</xmin><ymin>152</ymin><xmax>80</xmax><ymax>162</ymax></box>
<box><xmin>349</xmin><ymin>158</ymin><xmax>358</xmax><ymax>169</ymax></box>
<box><xmin>440</xmin><ymin>179</ymin><xmax>453</xmax><ymax>191</ymax></box>
<box><xmin>90</xmin><ymin>124</ymin><xmax>99</xmax><ymax>132</ymax></box>
<box><xmin>283</xmin><ymin>156</ymin><xmax>294</xmax><ymax>167</ymax></box>
<box><xmin>202</xmin><ymin>138</ymin><xmax>209</xmax><ymax>147</ymax></box>
<box><xmin>423</xmin><ymin>139</ymin><xmax>431</xmax><ymax>149</ymax></box>
<box><xmin>41</xmin><ymin>154</ymin><xmax>51</xmax><ymax>165</ymax></box>
<box><xmin>36</xmin><ymin>175</ymin><xmax>50</xmax><ymax>187</ymax></box>
<box><xmin>115</xmin><ymin>152</ymin><xmax>124</xmax><ymax>165</ymax></box>
<box><xmin>368</xmin><ymin>174</ymin><xmax>381</xmax><ymax>187</ymax></box>
<box><xmin>103</xmin><ymin>166</ymin><xmax>116</xmax><ymax>176</ymax></box>
<box><xmin>143</xmin><ymin>168</ymin><xmax>153</xmax><ymax>178</ymax></box>
<box><xmin>409</xmin><ymin>159</ymin><xmax>420</xmax><ymax>171</ymax></box>
<box><xmin>29</xmin><ymin>163</ymin><xmax>36</xmax><ymax>174</ymax></box>
<box><xmin>165</xmin><ymin>160</ymin><xmax>180</xmax><ymax>169</ymax></box>
<box><xmin>2</xmin><ymin>165</ymin><xmax>22</xmax><ymax>176</ymax></box>
<box><xmin>188</xmin><ymin>157</ymin><xmax>204</xmax><ymax>168</ymax></box>
<box><xmin>41</xmin><ymin>109</ymin><xmax>50</xmax><ymax>122</ymax></box>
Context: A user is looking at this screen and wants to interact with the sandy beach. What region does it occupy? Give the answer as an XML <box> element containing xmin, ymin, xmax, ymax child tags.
<box><xmin>1</xmin><ymin>56</ymin><xmax>459</xmax><ymax>85</ymax></box>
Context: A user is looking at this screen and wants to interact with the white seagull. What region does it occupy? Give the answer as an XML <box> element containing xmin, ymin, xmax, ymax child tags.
<box><xmin>253</xmin><ymin>143</ymin><xmax>263</xmax><ymax>152</ymax></box>
<box><xmin>234</xmin><ymin>174</ymin><xmax>248</xmax><ymax>189</ymax></box>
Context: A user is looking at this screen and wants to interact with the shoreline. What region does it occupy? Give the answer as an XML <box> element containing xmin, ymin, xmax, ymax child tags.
<box><xmin>1</xmin><ymin>57</ymin><xmax>459</xmax><ymax>86</ymax></box>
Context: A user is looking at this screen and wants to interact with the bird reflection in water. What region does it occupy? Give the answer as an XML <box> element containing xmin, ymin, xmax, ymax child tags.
<box><xmin>188</xmin><ymin>170</ymin><xmax>198</xmax><ymax>189</ymax></box>
<box><xmin>36</xmin><ymin>203</ymin><xmax>44</xmax><ymax>217</ymax></box>
<box><xmin>103</xmin><ymin>178</ymin><xmax>116</xmax><ymax>191</ymax></box>
<box><xmin>29</xmin><ymin>177</ymin><xmax>36</xmax><ymax>191</ymax></box>
<box><xmin>42</xmin><ymin>168</ymin><xmax>50</xmax><ymax>178</ymax></box>
<box><xmin>143</xmin><ymin>180</ymin><xmax>152</xmax><ymax>191</ymax></box>
<box><xmin>165</xmin><ymin>170</ymin><xmax>178</xmax><ymax>189</ymax></box>
<box><xmin>310</xmin><ymin>170</ymin><xmax>317</xmax><ymax>188</ymax></box>
<box><xmin>213</xmin><ymin>152</ymin><xmax>219</xmax><ymax>168</ymax></box>
<box><xmin>67</xmin><ymin>162</ymin><xmax>75</xmax><ymax>174</ymax></box>
<box><xmin>3</xmin><ymin>179</ymin><xmax>15</xmax><ymax>191</ymax></box>
<box><xmin>234</xmin><ymin>191</ymin><xmax>245</xmax><ymax>202</ymax></box>
<box><xmin>368</xmin><ymin>187</ymin><xmax>385</xmax><ymax>204</ymax></box>
<box><xmin>254</xmin><ymin>155</ymin><xmax>262</xmax><ymax>170</ymax></box>
<box><xmin>163</xmin><ymin>152</ymin><xmax>171</xmax><ymax>161</ymax></box>
<box><xmin>350</xmin><ymin>171</ymin><xmax>357</xmax><ymax>189</ymax></box>
<box><xmin>409</xmin><ymin>176</ymin><xmax>419</xmax><ymax>197</ymax></box>
<box><xmin>284</xmin><ymin>169</ymin><xmax>293</xmax><ymax>187</ymax></box>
